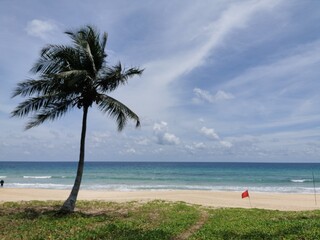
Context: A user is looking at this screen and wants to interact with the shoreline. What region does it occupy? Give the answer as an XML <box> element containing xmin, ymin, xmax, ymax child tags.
<box><xmin>1</xmin><ymin>188</ymin><xmax>319</xmax><ymax>211</ymax></box>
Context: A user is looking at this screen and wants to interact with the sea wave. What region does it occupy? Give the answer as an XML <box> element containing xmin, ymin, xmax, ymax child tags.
<box><xmin>290</xmin><ymin>179</ymin><xmax>312</xmax><ymax>183</ymax></box>
<box><xmin>23</xmin><ymin>176</ymin><xmax>52</xmax><ymax>179</ymax></box>
<box><xmin>6</xmin><ymin>182</ymin><xmax>320</xmax><ymax>194</ymax></box>
<box><xmin>0</xmin><ymin>176</ymin><xmax>7</xmax><ymax>179</ymax></box>
<box><xmin>52</xmin><ymin>176</ymin><xmax>68</xmax><ymax>179</ymax></box>
<box><xmin>80</xmin><ymin>184</ymin><xmax>320</xmax><ymax>194</ymax></box>
<box><xmin>8</xmin><ymin>183</ymin><xmax>73</xmax><ymax>189</ymax></box>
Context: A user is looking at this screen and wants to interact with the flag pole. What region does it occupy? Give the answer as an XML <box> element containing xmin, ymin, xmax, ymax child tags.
<box><xmin>312</xmin><ymin>172</ymin><xmax>317</xmax><ymax>206</ymax></box>
<box><xmin>248</xmin><ymin>196</ymin><xmax>252</xmax><ymax>208</ymax></box>
<box><xmin>242</xmin><ymin>189</ymin><xmax>251</xmax><ymax>207</ymax></box>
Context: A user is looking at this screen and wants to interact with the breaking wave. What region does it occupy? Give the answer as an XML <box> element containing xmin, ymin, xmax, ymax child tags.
<box><xmin>23</xmin><ymin>176</ymin><xmax>52</xmax><ymax>179</ymax></box>
<box><xmin>290</xmin><ymin>179</ymin><xmax>312</xmax><ymax>183</ymax></box>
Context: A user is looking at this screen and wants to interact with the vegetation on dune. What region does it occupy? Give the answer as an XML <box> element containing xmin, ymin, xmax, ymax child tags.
<box><xmin>1</xmin><ymin>200</ymin><xmax>320</xmax><ymax>239</ymax></box>
<box><xmin>11</xmin><ymin>25</ymin><xmax>143</xmax><ymax>212</ymax></box>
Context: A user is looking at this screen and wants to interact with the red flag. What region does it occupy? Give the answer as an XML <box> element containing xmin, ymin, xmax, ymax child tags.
<box><xmin>242</xmin><ymin>190</ymin><xmax>249</xmax><ymax>199</ymax></box>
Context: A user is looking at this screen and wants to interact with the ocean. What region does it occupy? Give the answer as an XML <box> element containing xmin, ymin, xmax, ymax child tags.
<box><xmin>0</xmin><ymin>162</ymin><xmax>320</xmax><ymax>193</ymax></box>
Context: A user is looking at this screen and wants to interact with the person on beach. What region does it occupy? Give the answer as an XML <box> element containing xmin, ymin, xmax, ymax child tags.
<box><xmin>0</xmin><ymin>180</ymin><xmax>4</xmax><ymax>187</ymax></box>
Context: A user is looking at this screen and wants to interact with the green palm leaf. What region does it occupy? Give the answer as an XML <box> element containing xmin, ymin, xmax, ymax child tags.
<box><xmin>25</xmin><ymin>99</ymin><xmax>75</xmax><ymax>130</ymax></box>
<box><xmin>12</xmin><ymin>79</ymin><xmax>56</xmax><ymax>98</ymax></box>
<box><xmin>97</xmin><ymin>62</ymin><xmax>144</xmax><ymax>92</ymax></box>
<box><xmin>98</xmin><ymin>94</ymin><xmax>140</xmax><ymax>131</ymax></box>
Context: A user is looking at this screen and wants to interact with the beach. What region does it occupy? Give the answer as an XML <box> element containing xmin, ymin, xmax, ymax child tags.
<box><xmin>0</xmin><ymin>188</ymin><xmax>319</xmax><ymax>211</ymax></box>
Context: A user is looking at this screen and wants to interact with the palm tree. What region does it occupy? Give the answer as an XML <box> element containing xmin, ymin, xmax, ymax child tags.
<box><xmin>11</xmin><ymin>25</ymin><xmax>143</xmax><ymax>213</ymax></box>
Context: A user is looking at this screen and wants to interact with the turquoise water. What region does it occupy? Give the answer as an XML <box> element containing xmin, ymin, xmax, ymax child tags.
<box><xmin>0</xmin><ymin>162</ymin><xmax>320</xmax><ymax>193</ymax></box>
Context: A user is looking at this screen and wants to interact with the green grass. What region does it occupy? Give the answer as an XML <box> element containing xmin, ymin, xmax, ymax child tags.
<box><xmin>1</xmin><ymin>200</ymin><xmax>320</xmax><ymax>239</ymax></box>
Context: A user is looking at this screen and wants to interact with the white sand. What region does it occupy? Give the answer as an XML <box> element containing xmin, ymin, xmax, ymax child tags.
<box><xmin>0</xmin><ymin>188</ymin><xmax>319</xmax><ymax>211</ymax></box>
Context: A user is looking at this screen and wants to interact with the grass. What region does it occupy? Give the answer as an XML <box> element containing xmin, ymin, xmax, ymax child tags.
<box><xmin>0</xmin><ymin>200</ymin><xmax>320</xmax><ymax>239</ymax></box>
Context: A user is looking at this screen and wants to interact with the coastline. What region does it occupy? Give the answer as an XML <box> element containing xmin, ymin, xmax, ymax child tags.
<box><xmin>0</xmin><ymin>188</ymin><xmax>319</xmax><ymax>211</ymax></box>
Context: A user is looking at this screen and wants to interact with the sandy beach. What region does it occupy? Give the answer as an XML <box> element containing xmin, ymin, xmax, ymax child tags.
<box><xmin>0</xmin><ymin>188</ymin><xmax>319</xmax><ymax>211</ymax></box>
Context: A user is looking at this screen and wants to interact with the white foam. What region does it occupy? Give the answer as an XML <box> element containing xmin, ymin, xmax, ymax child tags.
<box><xmin>6</xmin><ymin>182</ymin><xmax>320</xmax><ymax>194</ymax></box>
<box><xmin>9</xmin><ymin>183</ymin><xmax>72</xmax><ymax>189</ymax></box>
<box><xmin>0</xmin><ymin>176</ymin><xmax>7</xmax><ymax>179</ymax></box>
<box><xmin>290</xmin><ymin>179</ymin><xmax>311</xmax><ymax>183</ymax></box>
<box><xmin>23</xmin><ymin>176</ymin><xmax>52</xmax><ymax>179</ymax></box>
<box><xmin>81</xmin><ymin>184</ymin><xmax>320</xmax><ymax>194</ymax></box>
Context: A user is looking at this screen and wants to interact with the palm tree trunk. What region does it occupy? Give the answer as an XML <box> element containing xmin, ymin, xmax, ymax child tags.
<box><xmin>60</xmin><ymin>106</ymin><xmax>88</xmax><ymax>213</ymax></box>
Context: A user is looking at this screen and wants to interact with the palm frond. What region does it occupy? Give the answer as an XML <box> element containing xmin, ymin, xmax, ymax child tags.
<box><xmin>55</xmin><ymin>70</ymin><xmax>88</xmax><ymax>80</ymax></box>
<box><xmin>65</xmin><ymin>26</ymin><xmax>106</xmax><ymax>74</ymax></box>
<box><xmin>31</xmin><ymin>45</ymin><xmax>82</xmax><ymax>75</ymax></box>
<box><xmin>97</xmin><ymin>63</ymin><xmax>144</xmax><ymax>92</ymax></box>
<box><xmin>85</xmin><ymin>42</ymin><xmax>97</xmax><ymax>74</ymax></box>
<box><xmin>11</xmin><ymin>93</ymin><xmax>76</xmax><ymax>118</ymax></box>
<box><xmin>25</xmin><ymin>99</ymin><xmax>74</xmax><ymax>130</ymax></box>
<box><xmin>11</xmin><ymin>95</ymin><xmax>54</xmax><ymax>118</ymax></box>
<box><xmin>98</xmin><ymin>94</ymin><xmax>140</xmax><ymax>131</ymax></box>
<box><xmin>84</xmin><ymin>26</ymin><xmax>106</xmax><ymax>73</ymax></box>
<box><xmin>12</xmin><ymin>79</ymin><xmax>54</xmax><ymax>98</ymax></box>
<box><xmin>101</xmin><ymin>32</ymin><xmax>108</xmax><ymax>54</ymax></box>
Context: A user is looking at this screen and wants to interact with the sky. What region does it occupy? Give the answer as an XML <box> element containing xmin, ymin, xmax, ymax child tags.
<box><xmin>1</xmin><ymin>0</ymin><xmax>320</xmax><ymax>162</ymax></box>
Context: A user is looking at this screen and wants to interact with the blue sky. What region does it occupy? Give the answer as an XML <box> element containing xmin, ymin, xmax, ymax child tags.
<box><xmin>1</xmin><ymin>0</ymin><xmax>320</xmax><ymax>162</ymax></box>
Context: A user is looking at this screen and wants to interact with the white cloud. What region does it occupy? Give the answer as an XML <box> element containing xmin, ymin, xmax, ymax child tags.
<box><xmin>193</xmin><ymin>88</ymin><xmax>212</xmax><ymax>103</ymax></box>
<box><xmin>25</xmin><ymin>19</ymin><xmax>58</xmax><ymax>40</ymax></box>
<box><xmin>200</xmin><ymin>127</ymin><xmax>220</xmax><ymax>140</ymax></box>
<box><xmin>220</xmin><ymin>141</ymin><xmax>233</xmax><ymax>148</ymax></box>
<box><xmin>118</xmin><ymin>147</ymin><xmax>137</xmax><ymax>155</ymax></box>
<box><xmin>193</xmin><ymin>88</ymin><xmax>234</xmax><ymax>103</ymax></box>
<box><xmin>89</xmin><ymin>132</ymin><xmax>110</xmax><ymax>144</ymax></box>
<box><xmin>126</xmin><ymin>148</ymin><xmax>136</xmax><ymax>154</ymax></box>
<box><xmin>215</xmin><ymin>90</ymin><xmax>235</xmax><ymax>100</ymax></box>
<box><xmin>162</xmin><ymin>133</ymin><xmax>180</xmax><ymax>145</ymax></box>
<box><xmin>153</xmin><ymin>121</ymin><xmax>180</xmax><ymax>145</ymax></box>
<box><xmin>194</xmin><ymin>142</ymin><xmax>206</xmax><ymax>149</ymax></box>
<box><xmin>185</xmin><ymin>142</ymin><xmax>206</xmax><ymax>152</ymax></box>
<box><xmin>198</xmin><ymin>118</ymin><xmax>205</xmax><ymax>123</ymax></box>
<box><xmin>136</xmin><ymin>138</ymin><xmax>150</xmax><ymax>145</ymax></box>
<box><xmin>153</xmin><ymin>121</ymin><xmax>168</xmax><ymax>132</ymax></box>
